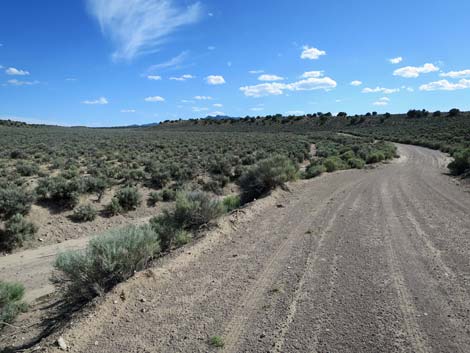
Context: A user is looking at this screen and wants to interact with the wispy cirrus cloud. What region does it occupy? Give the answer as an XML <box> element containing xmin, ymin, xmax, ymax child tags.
<box><xmin>144</xmin><ymin>95</ymin><xmax>165</xmax><ymax>102</ymax></box>
<box><xmin>86</xmin><ymin>0</ymin><xmax>202</xmax><ymax>61</ymax></box>
<box><xmin>170</xmin><ymin>74</ymin><xmax>195</xmax><ymax>81</ymax></box>
<box><xmin>147</xmin><ymin>51</ymin><xmax>188</xmax><ymax>72</ymax></box>
<box><xmin>5</xmin><ymin>79</ymin><xmax>39</xmax><ymax>86</ymax></box>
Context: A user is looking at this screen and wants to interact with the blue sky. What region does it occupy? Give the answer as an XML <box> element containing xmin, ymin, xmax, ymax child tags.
<box><xmin>1</xmin><ymin>0</ymin><xmax>470</xmax><ymax>127</ymax></box>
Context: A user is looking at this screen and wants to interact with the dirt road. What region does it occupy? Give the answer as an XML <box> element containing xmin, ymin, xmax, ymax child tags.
<box><xmin>5</xmin><ymin>144</ymin><xmax>470</xmax><ymax>353</ymax></box>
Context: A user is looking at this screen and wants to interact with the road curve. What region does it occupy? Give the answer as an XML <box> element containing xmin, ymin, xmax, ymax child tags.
<box><xmin>8</xmin><ymin>144</ymin><xmax>470</xmax><ymax>353</ymax></box>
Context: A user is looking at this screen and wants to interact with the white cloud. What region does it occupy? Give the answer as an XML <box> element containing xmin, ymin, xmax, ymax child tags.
<box><xmin>170</xmin><ymin>74</ymin><xmax>194</xmax><ymax>81</ymax></box>
<box><xmin>192</xmin><ymin>106</ymin><xmax>209</xmax><ymax>112</ymax></box>
<box><xmin>6</xmin><ymin>67</ymin><xmax>30</xmax><ymax>76</ymax></box>
<box><xmin>181</xmin><ymin>99</ymin><xmax>194</xmax><ymax>103</ymax></box>
<box><xmin>419</xmin><ymin>79</ymin><xmax>470</xmax><ymax>91</ymax></box>
<box><xmin>206</xmin><ymin>75</ymin><xmax>225</xmax><ymax>85</ymax></box>
<box><xmin>286</xmin><ymin>110</ymin><xmax>305</xmax><ymax>116</ymax></box>
<box><xmin>258</xmin><ymin>74</ymin><xmax>284</xmax><ymax>81</ymax></box>
<box><xmin>86</xmin><ymin>0</ymin><xmax>202</xmax><ymax>60</ymax></box>
<box><xmin>240</xmin><ymin>83</ymin><xmax>285</xmax><ymax>97</ymax></box>
<box><xmin>250</xmin><ymin>107</ymin><xmax>264</xmax><ymax>111</ymax></box>
<box><xmin>389</xmin><ymin>57</ymin><xmax>403</xmax><ymax>64</ymax></box>
<box><xmin>373</xmin><ymin>97</ymin><xmax>390</xmax><ymax>106</ymax></box>
<box><xmin>362</xmin><ymin>86</ymin><xmax>399</xmax><ymax>94</ymax></box>
<box><xmin>121</xmin><ymin>109</ymin><xmax>136</xmax><ymax>113</ymax></box>
<box><xmin>302</xmin><ymin>71</ymin><xmax>324</xmax><ymax>78</ymax></box>
<box><xmin>440</xmin><ymin>69</ymin><xmax>470</xmax><ymax>78</ymax></box>
<box><xmin>373</xmin><ymin>101</ymin><xmax>388</xmax><ymax>106</ymax></box>
<box><xmin>147</xmin><ymin>51</ymin><xmax>188</xmax><ymax>72</ymax></box>
<box><xmin>393</xmin><ymin>63</ymin><xmax>439</xmax><ymax>78</ymax></box>
<box><xmin>144</xmin><ymin>95</ymin><xmax>165</xmax><ymax>102</ymax></box>
<box><xmin>194</xmin><ymin>95</ymin><xmax>212</xmax><ymax>100</ymax></box>
<box><xmin>213</xmin><ymin>103</ymin><xmax>223</xmax><ymax>107</ymax></box>
<box><xmin>249</xmin><ymin>70</ymin><xmax>264</xmax><ymax>74</ymax></box>
<box><xmin>350</xmin><ymin>80</ymin><xmax>362</xmax><ymax>86</ymax></box>
<box><xmin>82</xmin><ymin>97</ymin><xmax>109</xmax><ymax>105</ymax></box>
<box><xmin>240</xmin><ymin>76</ymin><xmax>337</xmax><ymax>98</ymax></box>
<box><xmin>6</xmin><ymin>79</ymin><xmax>39</xmax><ymax>86</ymax></box>
<box><xmin>301</xmin><ymin>45</ymin><xmax>326</xmax><ymax>60</ymax></box>
<box><xmin>147</xmin><ymin>75</ymin><xmax>162</xmax><ymax>80</ymax></box>
<box><xmin>208</xmin><ymin>111</ymin><xmax>225</xmax><ymax>116</ymax></box>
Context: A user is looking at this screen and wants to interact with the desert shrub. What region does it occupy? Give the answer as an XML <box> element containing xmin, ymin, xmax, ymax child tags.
<box><xmin>172</xmin><ymin>191</ymin><xmax>225</xmax><ymax>230</ymax></box>
<box><xmin>366</xmin><ymin>152</ymin><xmax>385</xmax><ymax>164</ymax></box>
<box><xmin>2</xmin><ymin>214</ymin><xmax>38</xmax><ymax>247</ymax></box>
<box><xmin>323</xmin><ymin>156</ymin><xmax>347</xmax><ymax>172</ymax></box>
<box><xmin>161</xmin><ymin>187</ymin><xmax>177</xmax><ymax>202</ymax></box>
<box><xmin>223</xmin><ymin>195</ymin><xmax>241</xmax><ymax>212</ymax></box>
<box><xmin>305</xmin><ymin>164</ymin><xmax>327</xmax><ymax>178</ymax></box>
<box><xmin>149</xmin><ymin>168</ymin><xmax>172</xmax><ymax>189</ymax></box>
<box><xmin>15</xmin><ymin>161</ymin><xmax>39</xmax><ymax>176</ymax></box>
<box><xmin>239</xmin><ymin>155</ymin><xmax>298</xmax><ymax>204</ymax></box>
<box><xmin>105</xmin><ymin>198</ymin><xmax>123</xmax><ymax>216</ymax></box>
<box><xmin>174</xmin><ymin>229</ymin><xmax>192</xmax><ymax>247</ymax></box>
<box><xmin>150</xmin><ymin>191</ymin><xmax>224</xmax><ymax>251</ymax></box>
<box><xmin>53</xmin><ymin>225</ymin><xmax>160</xmax><ymax>304</ymax></box>
<box><xmin>147</xmin><ymin>191</ymin><xmax>162</xmax><ymax>206</ymax></box>
<box><xmin>72</xmin><ymin>204</ymin><xmax>97</xmax><ymax>222</ymax></box>
<box><xmin>114</xmin><ymin>187</ymin><xmax>141</xmax><ymax>211</ymax></box>
<box><xmin>83</xmin><ymin>177</ymin><xmax>108</xmax><ymax>201</ymax></box>
<box><xmin>0</xmin><ymin>187</ymin><xmax>34</xmax><ymax>220</ymax></box>
<box><xmin>35</xmin><ymin>176</ymin><xmax>80</xmax><ymax>209</ymax></box>
<box><xmin>348</xmin><ymin>158</ymin><xmax>365</xmax><ymax>169</ymax></box>
<box><xmin>0</xmin><ymin>281</ymin><xmax>28</xmax><ymax>330</ymax></box>
<box><xmin>448</xmin><ymin>148</ymin><xmax>470</xmax><ymax>176</ymax></box>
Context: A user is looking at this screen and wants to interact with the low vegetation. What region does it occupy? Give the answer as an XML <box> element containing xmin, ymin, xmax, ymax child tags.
<box><xmin>53</xmin><ymin>225</ymin><xmax>160</xmax><ymax>304</ymax></box>
<box><xmin>0</xmin><ymin>281</ymin><xmax>28</xmax><ymax>330</ymax></box>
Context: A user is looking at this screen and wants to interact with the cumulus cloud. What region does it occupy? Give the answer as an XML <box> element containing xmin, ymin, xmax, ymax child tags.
<box><xmin>362</xmin><ymin>86</ymin><xmax>399</xmax><ymax>94</ymax></box>
<box><xmin>86</xmin><ymin>0</ymin><xmax>202</xmax><ymax>60</ymax></box>
<box><xmin>213</xmin><ymin>103</ymin><xmax>223</xmax><ymax>107</ymax></box>
<box><xmin>144</xmin><ymin>95</ymin><xmax>165</xmax><ymax>102</ymax></box>
<box><xmin>147</xmin><ymin>75</ymin><xmax>162</xmax><ymax>80</ymax></box>
<box><xmin>440</xmin><ymin>69</ymin><xmax>470</xmax><ymax>78</ymax></box>
<box><xmin>419</xmin><ymin>79</ymin><xmax>470</xmax><ymax>91</ymax></box>
<box><xmin>249</xmin><ymin>70</ymin><xmax>264</xmax><ymax>74</ymax></box>
<box><xmin>206</xmin><ymin>75</ymin><xmax>225</xmax><ymax>85</ymax></box>
<box><xmin>393</xmin><ymin>63</ymin><xmax>439</xmax><ymax>78</ymax></box>
<box><xmin>170</xmin><ymin>74</ymin><xmax>195</xmax><ymax>81</ymax></box>
<box><xmin>350</xmin><ymin>80</ymin><xmax>362</xmax><ymax>86</ymax></box>
<box><xmin>389</xmin><ymin>57</ymin><xmax>403</xmax><ymax>64</ymax></box>
<box><xmin>6</xmin><ymin>67</ymin><xmax>30</xmax><ymax>76</ymax></box>
<box><xmin>240</xmin><ymin>76</ymin><xmax>337</xmax><ymax>98</ymax></box>
<box><xmin>208</xmin><ymin>111</ymin><xmax>225</xmax><ymax>116</ymax></box>
<box><xmin>250</xmin><ymin>107</ymin><xmax>264</xmax><ymax>111</ymax></box>
<box><xmin>82</xmin><ymin>97</ymin><xmax>109</xmax><ymax>105</ymax></box>
<box><xmin>301</xmin><ymin>71</ymin><xmax>324</xmax><ymax>78</ymax></box>
<box><xmin>258</xmin><ymin>74</ymin><xmax>284</xmax><ymax>81</ymax></box>
<box><xmin>194</xmin><ymin>95</ymin><xmax>212</xmax><ymax>100</ymax></box>
<box><xmin>301</xmin><ymin>45</ymin><xmax>326</xmax><ymax>60</ymax></box>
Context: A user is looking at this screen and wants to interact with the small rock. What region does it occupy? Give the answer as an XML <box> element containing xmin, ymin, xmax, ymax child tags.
<box><xmin>57</xmin><ymin>336</ymin><xmax>67</xmax><ymax>350</ymax></box>
<box><xmin>94</xmin><ymin>341</ymin><xmax>99</xmax><ymax>346</ymax></box>
<box><xmin>140</xmin><ymin>298</ymin><xmax>147</xmax><ymax>302</ymax></box>
<box><xmin>38</xmin><ymin>238</ymin><xmax>44</xmax><ymax>242</ymax></box>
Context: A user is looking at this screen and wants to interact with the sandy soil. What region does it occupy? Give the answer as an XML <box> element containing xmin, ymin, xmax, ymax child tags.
<box><xmin>2</xmin><ymin>144</ymin><xmax>470</xmax><ymax>353</ymax></box>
